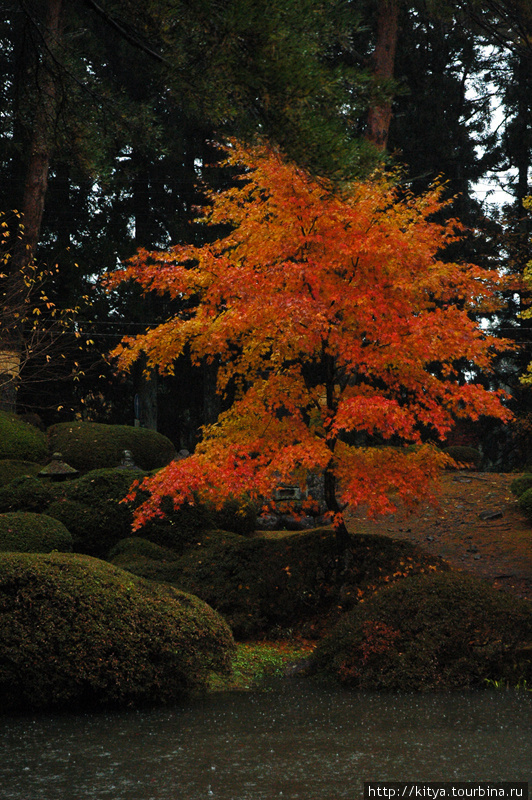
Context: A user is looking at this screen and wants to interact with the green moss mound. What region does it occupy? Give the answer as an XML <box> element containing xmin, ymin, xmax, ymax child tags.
<box><xmin>0</xmin><ymin>476</ymin><xmax>60</xmax><ymax>513</ymax></box>
<box><xmin>0</xmin><ymin>460</ymin><xmax>42</xmax><ymax>487</ymax></box>
<box><xmin>442</xmin><ymin>445</ymin><xmax>482</xmax><ymax>468</ymax></box>
<box><xmin>109</xmin><ymin>528</ymin><xmax>448</xmax><ymax>639</ymax></box>
<box><xmin>0</xmin><ymin>412</ymin><xmax>47</xmax><ymax>462</ymax></box>
<box><xmin>511</xmin><ymin>475</ymin><xmax>532</xmax><ymax>499</ymax></box>
<box><xmin>0</xmin><ymin>512</ymin><xmax>72</xmax><ymax>553</ymax></box>
<box><xmin>47</xmin><ymin>421</ymin><xmax>176</xmax><ymax>472</ymax></box>
<box><xmin>311</xmin><ymin>572</ymin><xmax>532</xmax><ymax>691</ymax></box>
<box><xmin>0</xmin><ymin>552</ymin><xmax>234</xmax><ymax>711</ymax></box>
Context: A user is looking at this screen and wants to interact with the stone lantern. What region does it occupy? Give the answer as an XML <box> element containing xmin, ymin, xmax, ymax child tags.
<box><xmin>39</xmin><ymin>453</ymin><xmax>78</xmax><ymax>481</ymax></box>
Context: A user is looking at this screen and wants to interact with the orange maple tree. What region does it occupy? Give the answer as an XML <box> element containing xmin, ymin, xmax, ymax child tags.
<box><xmin>107</xmin><ymin>141</ymin><xmax>512</xmax><ymax>542</ymax></box>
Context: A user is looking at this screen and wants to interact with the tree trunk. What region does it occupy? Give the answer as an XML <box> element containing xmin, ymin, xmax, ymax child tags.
<box><xmin>13</xmin><ymin>0</ymin><xmax>63</xmax><ymax>271</ymax></box>
<box><xmin>366</xmin><ymin>0</ymin><xmax>400</xmax><ymax>151</ymax></box>
<box><xmin>1</xmin><ymin>0</ymin><xmax>63</xmax><ymax>411</ymax></box>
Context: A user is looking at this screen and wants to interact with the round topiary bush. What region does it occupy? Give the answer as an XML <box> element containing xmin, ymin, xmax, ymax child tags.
<box><xmin>0</xmin><ymin>512</ymin><xmax>72</xmax><ymax>553</ymax></box>
<box><xmin>46</xmin><ymin>499</ymin><xmax>123</xmax><ymax>557</ymax></box>
<box><xmin>47</xmin><ymin>421</ymin><xmax>176</xmax><ymax>472</ymax></box>
<box><xmin>311</xmin><ymin>572</ymin><xmax>532</xmax><ymax>691</ymax></box>
<box><xmin>517</xmin><ymin>488</ymin><xmax>532</xmax><ymax>523</ymax></box>
<box><xmin>511</xmin><ymin>474</ymin><xmax>532</xmax><ymax>499</ymax></box>
<box><xmin>0</xmin><ymin>459</ymin><xmax>42</xmax><ymax>487</ymax></box>
<box><xmin>0</xmin><ymin>552</ymin><xmax>234</xmax><ymax>711</ymax></box>
<box><xmin>0</xmin><ymin>411</ymin><xmax>47</xmax><ymax>462</ymax></box>
<box><xmin>108</xmin><ymin>536</ymin><xmax>179</xmax><ymax>562</ymax></box>
<box><xmin>0</xmin><ymin>475</ymin><xmax>61</xmax><ymax>513</ymax></box>
<box><xmin>45</xmin><ymin>469</ymin><xmax>147</xmax><ymax>556</ymax></box>
<box><xmin>441</xmin><ymin>445</ymin><xmax>482</xmax><ymax>469</ymax></box>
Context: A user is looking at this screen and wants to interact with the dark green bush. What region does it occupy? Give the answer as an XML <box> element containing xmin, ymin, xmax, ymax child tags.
<box><xmin>0</xmin><ymin>460</ymin><xmax>42</xmax><ymax>487</ymax></box>
<box><xmin>0</xmin><ymin>475</ymin><xmax>60</xmax><ymax>513</ymax></box>
<box><xmin>0</xmin><ymin>512</ymin><xmax>72</xmax><ymax>553</ymax></box>
<box><xmin>442</xmin><ymin>446</ymin><xmax>482</xmax><ymax>468</ymax></box>
<box><xmin>510</xmin><ymin>474</ymin><xmax>532</xmax><ymax>498</ymax></box>
<box><xmin>47</xmin><ymin>421</ymin><xmax>176</xmax><ymax>472</ymax></box>
<box><xmin>137</xmin><ymin>493</ymin><xmax>257</xmax><ymax>551</ymax></box>
<box><xmin>63</xmin><ymin>468</ymin><xmax>146</xmax><ymax>504</ymax></box>
<box><xmin>0</xmin><ymin>411</ymin><xmax>47</xmax><ymax>462</ymax></box>
<box><xmin>108</xmin><ymin>536</ymin><xmax>179</xmax><ymax>562</ymax></box>
<box><xmin>517</xmin><ymin>488</ymin><xmax>532</xmax><ymax>523</ymax></box>
<box><xmin>44</xmin><ymin>469</ymin><xmax>145</xmax><ymax>556</ymax></box>
<box><xmin>46</xmin><ymin>499</ymin><xmax>125</xmax><ymax>556</ymax></box>
<box><xmin>212</xmin><ymin>496</ymin><xmax>258</xmax><ymax>536</ymax></box>
<box><xmin>311</xmin><ymin>572</ymin><xmax>532</xmax><ymax>691</ymax></box>
<box><xmin>0</xmin><ymin>552</ymin><xmax>234</xmax><ymax>711</ymax></box>
<box><xmin>110</xmin><ymin>528</ymin><xmax>448</xmax><ymax>639</ymax></box>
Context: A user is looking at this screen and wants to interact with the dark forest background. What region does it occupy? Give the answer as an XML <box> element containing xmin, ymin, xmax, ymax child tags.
<box><xmin>2</xmin><ymin>0</ymin><xmax>532</xmax><ymax>467</ymax></box>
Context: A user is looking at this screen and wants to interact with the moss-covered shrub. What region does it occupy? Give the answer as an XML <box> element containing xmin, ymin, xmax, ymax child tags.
<box><xmin>442</xmin><ymin>445</ymin><xmax>482</xmax><ymax>469</ymax></box>
<box><xmin>511</xmin><ymin>474</ymin><xmax>532</xmax><ymax>499</ymax></box>
<box><xmin>47</xmin><ymin>421</ymin><xmax>176</xmax><ymax>472</ymax></box>
<box><xmin>110</xmin><ymin>528</ymin><xmax>448</xmax><ymax>639</ymax></box>
<box><xmin>212</xmin><ymin>496</ymin><xmax>258</xmax><ymax>536</ymax></box>
<box><xmin>108</xmin><ymin>536</ymin><xmax>179</xmax><ymax>562</ymax></box>
<box><xmin>63</xmin><ymin>468</ymin><xmax>146</xmax><ymax>504</ymax></box>
<box><xmin>0</xmin><ymin>475</ymin><xmax>60</xmax><ymax>513</ymax></box>
<box><xmin>0</xmin><ymin>459</ymin><xmax>42</xmax><ymax>487</ymax></box>
<box><xmin>0</xmin><ymin>411</ymin><xmax>47</xmax><ymax>462</ymax></box>
<box><xmin>45</xmin><ymin>499</ymin><xmax>121</xmax><ymax>556</ymax></box>
<box><xmin>136</xmin><ymin>492</ymin><xmax>257</xmax><ymax>552</ymax></box>
<box><xmin>311</xmin><ymin>572</ymin><xmax>532</xmax><ymax>691</ymax></box>
<box><xmin>0</xmin><ymin>512</ymin><xmax>72</xmax><ymax>553</ymax></box>
<box><xmin>43</xmin><ymin>469</ymin><xmax>145</xmax><ymax>556</ymax></box>
<box><xmin>0</xmin><ymin>552</ymin><xmax>234</xmax><ymax>711</ymax></box>
<box><xmin>517</xmin><ymin>487</ymin><xmax>532</xmax><ymax>523</ymax></box>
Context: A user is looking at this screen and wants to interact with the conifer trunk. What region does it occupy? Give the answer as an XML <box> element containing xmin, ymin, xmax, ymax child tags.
<box><xmin>366</xmin><ymin>0</ymin><xmax>399</xmax><ymax>150</ymax></box>
<box><xmin>1</xmin><ymin>0</ymin><xmax>63</xmax><ymax>411</ymax></box>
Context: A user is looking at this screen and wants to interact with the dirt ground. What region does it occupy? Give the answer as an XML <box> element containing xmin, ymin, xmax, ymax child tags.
<box><xmin>346</xmin><ymin>471</ymin><xmax>532</xmax><ymax>602</ymax></box>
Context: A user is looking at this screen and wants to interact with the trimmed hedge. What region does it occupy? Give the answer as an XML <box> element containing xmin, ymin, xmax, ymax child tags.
<box><xmin>517</xmin><ymin>488</ymin><xmax>532</xmax><ymax>523</ymax></box>
<box><xmin>44</xmin><ymin>469</ymin><xmax>145</xmax><ymax>556</ymax></box>
<box><xmin>0</xmin><ymin>512</ymin><xmax>72</xmax><ymax>553</ymax></box>
<box><xmin>0</xmin><ymin>460</ymin><xmax>42</xmax><ymax>487</ymax></box>
<box><xmin>0</xmin><ymin>552</ymin><xmax>234</xmax><ymax>711</ymax></box>
<box><xmin>47</xmin><ymin>421</ymin><xmax>176</xmax><ymax>472</ymax></box>
<box><xmin>510</xmin><ymin>474</ymin><xmax>532</xmax><ymax>499</ymax></box>
<box><xmin>109</xmin><ymin>528</ymin><xmax>449</xmax><ymax>639</ymax></box>
<box><xmin>311</xmin><ymin>572</ymin><xmax>532</xmax><ymax>691</ymax></box>
<box><xmin>0</xmin><ymin>412</ymin><xmax>47</xmax><ymax>463</ymax></box>
<box><xmin>0</xmin><ymin>476</ymin><xmax>61</xmax><ymax>513</ymax></box>
<box><xmin>441</xmin><ymin>446</ymin><xmax>482</xmax><ymax>469</ymax></box>
<box><xmin>108</xmin><ymin>536</ymin><xmax>179</xmax><ymax>563</ymax></box>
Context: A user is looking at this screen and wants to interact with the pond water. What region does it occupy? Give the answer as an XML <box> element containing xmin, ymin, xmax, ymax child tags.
<box><xmin>1</xmin><ymin>684</ymin><xmax>531</xmax><ymax>800</ymax></box>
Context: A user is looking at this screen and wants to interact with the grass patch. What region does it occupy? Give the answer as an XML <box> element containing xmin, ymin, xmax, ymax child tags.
<box><xmin>208</xmin><ymin>640</ymin><xmax>315</xmax><ymax>691</ymax></box>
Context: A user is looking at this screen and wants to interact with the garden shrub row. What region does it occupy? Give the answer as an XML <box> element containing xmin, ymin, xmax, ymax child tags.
<box><xmin>108</xmin><ymin>528</ymin><xmax>450</xmax><ymax>639</ymax></box>
<box><xmin>0</xmin><ymin>468</ymin><xmax>258</xmax><ymax>557</ymax></box>
<box><xmin>0</xmin><ymin>414</ymin><xmax>178</xmax><ymax>473</ymax></box>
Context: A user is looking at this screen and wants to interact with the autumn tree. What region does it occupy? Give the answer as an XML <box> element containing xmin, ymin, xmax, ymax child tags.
<box><xmin>108</xmin><ymin>142</ymin><xmax>512</xmax><ymax>546</ymax></box>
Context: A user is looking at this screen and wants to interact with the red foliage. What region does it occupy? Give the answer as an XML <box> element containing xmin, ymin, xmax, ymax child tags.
<box><xmin>107</xmin><ymin>141</ymin><xmax>512</xmax><ymax>530</ymax></box>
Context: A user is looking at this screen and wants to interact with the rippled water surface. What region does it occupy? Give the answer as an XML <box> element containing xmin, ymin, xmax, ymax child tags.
<box><xmin>2</xmin><ymin>685</ymin><xmax>531</xmax><ymax>799</ymax></box>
